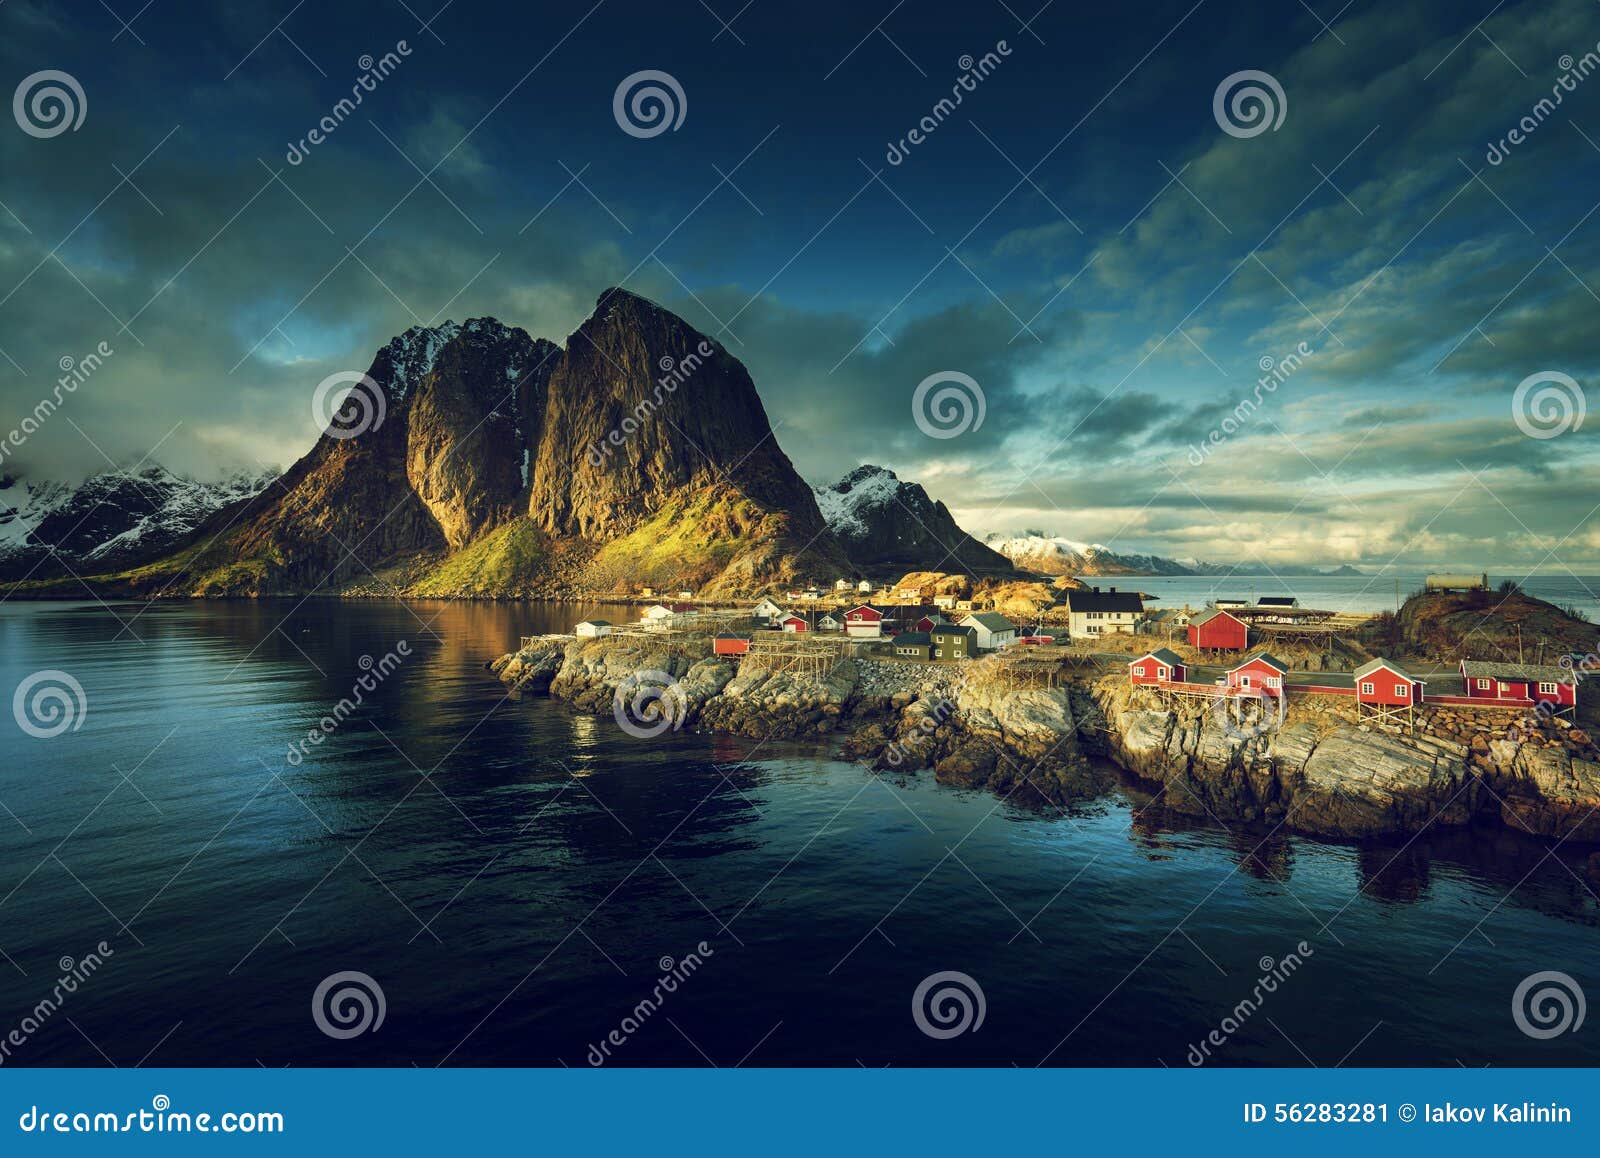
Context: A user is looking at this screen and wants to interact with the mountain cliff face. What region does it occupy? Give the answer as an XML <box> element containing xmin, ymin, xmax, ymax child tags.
<box><xmin>813</xmin><ymin>465</ymin><xmax>1016</xmax><ymax>578</ymax></box>
<box><xmin>18</xmin><ymin>292</ymin><xmax>856</xmax><ymax>598</ymax></box>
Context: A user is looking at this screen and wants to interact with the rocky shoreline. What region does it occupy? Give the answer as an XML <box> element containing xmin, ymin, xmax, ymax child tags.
<box><xmin>491</xmin><ymin>635</ymin><xmax>1600</xmax><ymax>843</ymax></box>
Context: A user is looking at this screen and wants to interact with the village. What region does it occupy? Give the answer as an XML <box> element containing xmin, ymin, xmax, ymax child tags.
<box><xmin>546</xmin><ymin>570</ymin><xmax>1585</xmax><ymax>736</ymax></box>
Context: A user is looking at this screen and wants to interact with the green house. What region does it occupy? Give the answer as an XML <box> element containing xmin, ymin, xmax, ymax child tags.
<box><xmin>893</xmin><ymin>631</ymin><xmax>933</xmax><ymax>660</ymax></box>
<box><xmin>929</xmin><ymin>623</ymin><xmax>977</xmax><ymax>661</ymax></box>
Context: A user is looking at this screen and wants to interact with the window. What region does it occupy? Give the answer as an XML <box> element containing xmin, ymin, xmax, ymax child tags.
<box><xmin>1265</xmin><ymin>677</ymin><xmax>1281</xmax><ymax>689</ymax></box>
<box><xmin>934</xmin><ymin>648</ymin><xmax>943</xmax><ymax>658</ymax></box>
<box><xmin>1395</xmin><ymin>684</ymin><xmax>1407</xmax><ymax>697</ymax></box>
<box><xmin>1157</xmin><ymin>666</ymin><xmax>1168</xmax><ymax>680</ymax></box>
<box><xmin>1134</xmin><ymin>665</ymin><xmax>1147</xmax><ymax>677</ymax></box>
<box><xmin>1239</xmin><ymin>675</ymin><xmax>1252</xmax><ymax>687</ymax></box>
<box><xmin>1539</xmin><ymin>681</ymin><xmax>1559</xmax><ymax>695</ymax></box>
<box><xmin>1361</xmin><ymin>681</ymin><xmax>1375</xmax><ymax>695</ymax></box>
<box><xmin>1475</xmin><ymin>679</ymin><xmax>1489</xmax><ymax>690</ymax></box>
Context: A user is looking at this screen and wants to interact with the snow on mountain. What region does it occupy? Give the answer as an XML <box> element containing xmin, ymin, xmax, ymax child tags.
<box><xmin>812</xmin><ymin>465</ymin><xmax>1016</xmax><ymax>576</ymax></box>
<box><xmin>984</xmin><ymin>532</ymin><xmax>1220</xmax><ymax>576</ymax></box>
<box><xmin>0</xmin><ymin>466</ymin><xmax>278</xmax><ymax>575</ymax></box>
<box><xmin>379</xmin><ymin>321</ymin><xmax>461</xmax><ymax>401</ymax></box>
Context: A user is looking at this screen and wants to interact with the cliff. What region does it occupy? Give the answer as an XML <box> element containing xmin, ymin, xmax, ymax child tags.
<box><xmin>9</xmin><ymin>293</ymin><xmax>854</xmax><ymax>599</ymax></box>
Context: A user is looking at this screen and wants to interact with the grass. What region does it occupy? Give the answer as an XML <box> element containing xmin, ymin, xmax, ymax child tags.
<box><xmin>408</xmin><ymin>517</ymin><xmax>548</xmax><ymax>597</ymax></box>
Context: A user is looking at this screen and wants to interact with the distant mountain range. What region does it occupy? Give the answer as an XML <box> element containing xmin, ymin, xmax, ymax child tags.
<box><xmin>0</xmin><ymin>466</ymin><xmax>277</xmax><ymax>581</ymax></box>
<box><xmin>983</xmin><ymin>531</ymin><xmax>1365</xmax><ymax>578</ymax></box>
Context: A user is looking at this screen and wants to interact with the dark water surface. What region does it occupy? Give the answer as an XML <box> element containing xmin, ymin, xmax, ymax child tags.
<box><xmin>0</xmin><ymin>599</ymin><xmax>1595</xmax><ymax>1067</ymax></box>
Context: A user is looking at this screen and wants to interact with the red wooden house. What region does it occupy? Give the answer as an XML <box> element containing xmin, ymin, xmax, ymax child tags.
<box><xmin>1226</xmin><ymin>653</ymin><xmax>1288</xmax><ymax>697</ymax></box>
<box><xmin>778</xmin><ymin>613</ymin><xmax>808</xmax><ymax>633</ymax></box>
<box><xmin>1354</xmin><ymin>658</ymin><xmax>1423</xmax><ymax>706</ymax></box>
<box><xmin>915</xmin><ymin>613</ymin><xmax>948</xmax><ymax>633</ymax></box>
<box><xmin>843</xmin><ymin>605</ymin><xmax>888</xmax><ymax>638</ymax></box>
<box><xmin>1129</xmin><ymin>648</ymin><xmax>1187</xmax><ymax>685</ymax></box>
<box><xmin>713</xmin><ymin>634</ymin><xmax>752</xmax><ymax>657</ymax></box>
<box><xmin>1460</xmin><ymin>660</ymin><xmax>1575</xmax><ymax>709</ymax></box>
<box><xmin>1187</xmin><ymin>607</ymin><xmax>1249</xmax><ymax>651</ymax></box>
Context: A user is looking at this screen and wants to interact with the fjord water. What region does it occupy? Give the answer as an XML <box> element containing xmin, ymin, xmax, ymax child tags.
<box><xmin>0</xmin><ymin>599</ymin><xmax>1595</xmax><ymax>1067</ymax></box>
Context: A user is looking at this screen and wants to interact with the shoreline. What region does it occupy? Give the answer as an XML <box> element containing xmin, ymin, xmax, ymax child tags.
<box><xmin>492</xmin><ymin>633</ymin><xmax>1600</xmax><ymax>846</ymax></box>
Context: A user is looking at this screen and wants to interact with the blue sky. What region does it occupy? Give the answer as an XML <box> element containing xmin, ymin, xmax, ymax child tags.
<box><xmin>2</xmin><ymin>0</ymin><xmax>1599</xmax><ymax>569</ymax></box>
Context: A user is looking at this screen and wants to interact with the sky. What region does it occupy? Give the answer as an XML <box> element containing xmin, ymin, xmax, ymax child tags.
<box><xmin>2</xmin><ymin>0</ymin><xmax>1599</xmax><ymax>571</ymax></box>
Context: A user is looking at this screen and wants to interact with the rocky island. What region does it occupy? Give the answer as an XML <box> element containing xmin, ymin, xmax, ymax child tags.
<box><xmin>492</xmin><ymin>602</ymin><xmax>1600</xmax><ymax>844</ymax></box>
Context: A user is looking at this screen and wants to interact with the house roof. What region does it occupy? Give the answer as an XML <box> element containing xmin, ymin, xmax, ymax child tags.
<box><xmin>1256</xmin><ymin>596</ymin><xmax>1298</xmax><ymax>607</ymax></box>
<box><xmin>1460</xmin><ymin>660</ymin><xmax>1570</xmax><ymax>681</ymax></box>
<box><xmin>1232</xmin><ymin>652</ymin><xmax>1289</xmax><ymax>673</ymax></box>
<box><xmin>1353</xmin><ymin>658</ymin><xmax>1419</xmax><ymax>682</ymax></box>
<box><xmin>1064</xmin><ymin>588</ymin><xmax>1145</xmax><ymax>613</ymax></box>
<box><xmin>962</xmin><ymin>611</ymin><xmax>1015</xmax><ymax>631</ymax></box>
<box><xmin>576</xmin><ymin>619</ymin><xmax>612</xmax><ymax>627</ymax></box>
<box><xmin>1132</xmin><ymin>648</ymin><xmax>1186</xmax><ymax>667</ymax></box>
<box><xmin>1190</xmin><ymin>607</ymin><xmax>1244</xmax><ymax>628</ymax></box>
<box><xmin>714</xmin><ymin>633</ymin><xmax>753</xmax><ymax>642</ymax></box>
<box><xmin>932</xmin><ymin>623</ymin><xmax>978</xmax><ymax>639</ymax></box>
<box><xmin>895</xmin><ymin>632</ymin><xmax>932</xmax><ymax>646</ymax></box>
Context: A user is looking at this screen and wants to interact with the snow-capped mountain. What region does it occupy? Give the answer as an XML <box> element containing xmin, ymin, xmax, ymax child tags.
<box><xmin>984</xmin><ymin>532</ymin><xmax>1216</xmax><ymax>576</ymax></box>
<box><xmin>812</xmin><ymin>465</ymin><xmax>1016</xmax><ymax>576</ymax></box>
<box><xmin>984</xmin><ymin>532</ymin><xmax>1367</xmax><ymax>577</ymax></box>
<box><xmin>0</xmin><ymin>466</ymin><xmax>278</xmax><ymax>578</ymax></box>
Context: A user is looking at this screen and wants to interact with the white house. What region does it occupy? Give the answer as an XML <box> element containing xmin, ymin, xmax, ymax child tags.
<box><xmin>1061</xmin><ymin>587</ymin><xmax>1144</xmax><ymax>638</ymax></box>
<box><xmin>959</xmin><ymin>611</ymin><xmax>1018</xmax><ymax>650</ymax></box>
<box><xmin>818</xmin><ymin>612</ymin><xmax>844</xmax><ymax>631</ymax></box>
<box><xmin>753</xmin><ymin>597</ymin><xmax>784</xmax><ymax>623</ymax></box>
<box><xmin>933</xmin><ymin>594</ymin><xmax>957</xmax><ymax>610</ymax></box>
<box><xmin>574</xmin><ymin>619</ymin><xmax>613</xmax><ymax>638</ymax></box>
<box><xmin>857</xmin><ymin>579</ymin><xmax>874</xmax><ymax>593</ymax></box>
<box><xmin>834</xmin><ymin>578</ymin><xmax>852</xmax><ymax>592</ymax></box>
<box><xmin>642</xmin><ymin>604</ymin><xmax>676</xmax><ymax>622</ymax></box>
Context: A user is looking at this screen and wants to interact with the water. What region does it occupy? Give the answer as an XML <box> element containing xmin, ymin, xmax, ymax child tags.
<box><xmin>0</xmin><ymin>599</ymin><xmax>1596</xmax><ymax>1067</ymax></box>
<box><xmin>1125</xmin><ymin>572</ymin><xmax>1600</xmax><ymax>621</ymax></box>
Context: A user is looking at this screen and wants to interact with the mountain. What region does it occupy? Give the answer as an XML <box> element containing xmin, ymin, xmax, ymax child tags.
<box><xmin>813</xmin><ymin>466</ymin><xmax>1016</xmax><ymax>578</ymax></box>
<box><xmin>984</xmin><ymin>532</ymin><xmax>1367</xmax><ymax>577</ymax></box>
<box><xmin>0</xmin><ymin>466</ymin><xmax>277</xmax><ymax>580</ymax></box>
<box><xmin>11</xmin><ymin>291</ymin><xmax>854</xmax><ymax>599</ymax></box>
<box><xmin>984</xmin><ymin>532</ymin><xmax>1214</xmax><ymax>576</ymax></box>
